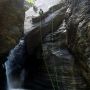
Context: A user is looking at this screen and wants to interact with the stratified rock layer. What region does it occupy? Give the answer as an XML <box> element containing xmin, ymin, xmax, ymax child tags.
<box><xmin>65</xmin><ymin>0</ymin><xmax>90</xmax><ymax>86</ymax></box>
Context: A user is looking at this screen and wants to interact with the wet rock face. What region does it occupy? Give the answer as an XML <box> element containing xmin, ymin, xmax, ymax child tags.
<box><xmin>66</xmin><ymin>0</ymin><xmax>90</xmax><ymax>50</ymax></box>
<box><xmin>25</xmin><ymin>7</ymin><xmax>66</xmax><ymax>55</ymax></box>
<box><xmin>24</xmin><ymin>0</ymin><xmax>67</xmax><ymax>55</ymax></box>
<box><xmin>0</xmin><ymin>0</ymin><xmax>25</xmax><ymax>61</ymax></box>
<box><xmin>65</xmin><ymin>0</ymin><xmax>90</xmax><ymax>84</ymax></box>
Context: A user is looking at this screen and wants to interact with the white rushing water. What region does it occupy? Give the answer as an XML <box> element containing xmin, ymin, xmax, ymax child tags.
<box><xmin>5</xmin><ymin>40</ymin><xmax>26</xmax><ymax>90</ymax></box>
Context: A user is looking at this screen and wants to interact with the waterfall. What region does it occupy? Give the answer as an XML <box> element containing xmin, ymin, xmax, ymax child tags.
<box><xmin>5</xmin><ymin>39</ymin><xmax>26</xmax><ymax>90</ymax></box>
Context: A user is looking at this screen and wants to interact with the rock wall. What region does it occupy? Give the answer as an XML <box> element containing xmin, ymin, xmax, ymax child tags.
<box><xmin>0</xmin><ymin>0</ymin><xmax>25</xmax><ymax>63</ymax></box>
<box><xmin>25</xmin><ymin>8</ymin><xmax>66</xmax><ymax>55</ymax></box>
<box><xmin>65</xmin><ymin>0</ymin><xmax>90</xmax><ymax>86</ymax></box>
<box><xmin>0</xmin><ymin>0</ymin><xmax>24</xmax><ymax>89</ymax></box>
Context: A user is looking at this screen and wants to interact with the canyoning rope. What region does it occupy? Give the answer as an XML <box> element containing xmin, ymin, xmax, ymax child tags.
<box><xmin>51</xmin><ymin>3</ymin><xmax>60</xmax><ymax>90</ymax></box>
<box><xmin>39</xmin><ymin>17</ymin><xmax>56</xmax><ymax>90</ymax></box>
<box><xmin>39</xmin><ymin>2</ymin><xmax>60</xmax><ymax>90</ymax></box>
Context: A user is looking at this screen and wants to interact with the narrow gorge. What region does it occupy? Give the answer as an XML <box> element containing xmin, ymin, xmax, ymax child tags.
<box><xmin>0</xmin><ymin>0</ymin><xmax>90</xmax><ymax>90</ymax></box>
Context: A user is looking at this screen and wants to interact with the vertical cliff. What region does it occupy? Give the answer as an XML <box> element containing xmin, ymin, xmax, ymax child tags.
<box><xmin>65</xmin><ymin>0</ymin><xmax>90</xmax><ymax>86</ymax></box>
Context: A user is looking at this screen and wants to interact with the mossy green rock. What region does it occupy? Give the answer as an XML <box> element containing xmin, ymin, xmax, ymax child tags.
<box><xmin>0</xmin><ymin>0</ymin><xmax>24</xmax><ymax>61</ymax></box>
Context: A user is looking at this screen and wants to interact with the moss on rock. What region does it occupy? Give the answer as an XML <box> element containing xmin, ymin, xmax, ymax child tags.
<box><xmin>0</xmin><ymin>0</ymin><xmax>24</xmax><ymax>62</ymax></box>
